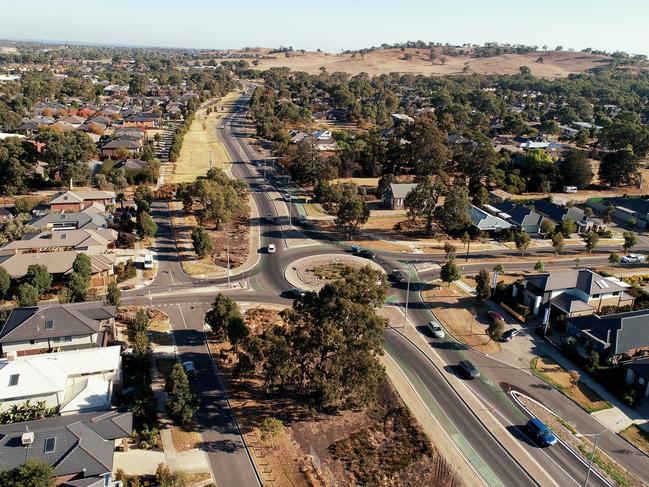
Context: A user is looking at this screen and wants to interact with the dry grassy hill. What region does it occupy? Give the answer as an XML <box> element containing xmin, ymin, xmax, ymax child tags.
<box><xmin>225</xmin><ymin>47</ymin><xmax>613</xmax><ymax>78</ymax></box>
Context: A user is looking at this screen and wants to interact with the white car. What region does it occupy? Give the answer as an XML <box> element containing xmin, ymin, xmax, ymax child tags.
<box><xmin>427</xmin><ymin>320</ymin><xmax>445</xmax><ymax>339</ymax></box>
<box><xmin>621</xmin><ymin>254</ymin><xmax>645</xmax><ymax>264</ymax></box>
<box><xmin>282</xmin><ymin>192</ymin><xmax>292</xmax><ymax>202</ymax></box>
<box><xmin>267</xmin><ymin>244</ymin><xmax>276</xmax><ymax>254</ymax></box>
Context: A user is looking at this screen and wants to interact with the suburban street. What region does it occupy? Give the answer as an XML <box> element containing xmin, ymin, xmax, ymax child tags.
<box><xmin>121</xmin><ymin>88</ymin><xmax>649</xmax><ymax>487</ymax></box>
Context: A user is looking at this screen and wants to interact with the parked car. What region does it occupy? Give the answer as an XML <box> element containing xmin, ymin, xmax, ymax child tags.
<box><xmin>427</xmin><ymin>320</ymin><xmax>445</xmax><ymax>338</ymax></box>
<box><xmin>182</xmin><ymin>361</ymin><xmax>196</xmax><ymax>377</ymax></box>
<box><xmin>621</xmin><ymin>254</ymin><xmax>645</xmax><ymax>264</ymax></box>
<box><xmin>390</xmin><ymin>269</ymin><xmax>406</xmax><ymax>283</ymax></box>
<box><xmin>526</xmin><ymin>418</ymin><xmax>558</xmax><ymax>446</ymax></box>
<box><xmin>359</xmin><ymin>249</ymin><xmax>375</xmax><ymax>260</ymax></box>
<box><xmin>267</xmin><ymin>244</ymin><xmax>276</xmax><ymax>254</ymax></box>
<box><xmin>487</xmin><ymin>311</ymin><xmax>504</xmax><ymax>323</ymax></box>
<box><xmin>458</xmin><ymin>360</ymin><xmax>480</xmax><ymax>379</ymax></box>
<box><xmin>500</xmin><ymin>328</ymin><xmax>520</xmax><ymax>342</ymax></box>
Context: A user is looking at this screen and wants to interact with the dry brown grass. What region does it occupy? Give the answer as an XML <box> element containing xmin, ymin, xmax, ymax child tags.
<box><xmin>170</xmin><ymin>425</ymin><xmax>202</xmax><ymax>452</ymax></box>
<box><xmin>421</xmin><ymin>282</ymin><xmax>501</xmax><ymax>355</ymax></box>
<box><xmin>620</xmin><ymin>424</ymin><xmax>649</xmax><ymax>456</ymax></box>
<box><xmin>169</xmin><ymin>92</ymin><xmax>237</xmax><ymax>184</ymax></box>
<box><xmin>530</xmin><ymin>356</ymin><xmax>612</xmax><ymax>413</ymax></box>
<box><xmin>224</xmin><ymin>49</ymin><xmax>612</xmax><ymax>79</ymax></box>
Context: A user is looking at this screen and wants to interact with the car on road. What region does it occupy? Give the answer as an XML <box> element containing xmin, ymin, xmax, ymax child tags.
<box><xmin>350</xmin><ymin>245</ymin><xmax>361</xmax><ymax>254</ymax></box>
<box><xmin>266</xmin><ymin>213</ymin><xmax>274</xmax><ymax>223</ymax></box>
<box><xmin>359</xmin><ymin>249</ymin><xmax>375</xmax><ymax>260</ymax></box>
<box><xmin>282</xmin><ymin>192</ymin><xmax>292</xmax><ymax>202</ymax></box>
<box><xmin>526</xmin><ymin>417</ymin><xmax>558</xmax><ymax>447</ymax></box>
<box><xmin>288</xmin><ymin>287</ymin><xmax>306</xmax><ymax>298</ymax></box>
<box><xmin>267</xmin><ymin>244</ymin><xmax>276</xmax><ymax>254</ymax></box>
<box><xmin>500</xmin><ymin>328</ymin><xmax>520</xmax><ymax>342</ymax></box>
<box><xmin>621</xmin><ymin>254</ymin><xmax>645</xmax><ymax>264</ymax></box>
<box><xmin>427</xmin><ymin>320</ymin><xmax>445</xmax><ymax>338</ymax></box>
<box><xmin>297</xmin><ymin>215</ymin><xmax>308</xmax><ymax>226</ymax></box>
<box><xmin>458</xmin><ymin>360</ymin><xmax>480</xmax><ymax>379</ymax></box>
<box><xmin>182</xmin><ymin>361</ymin><xmax>196</xmax><ymax>377</ymax></box>
<box><xmin>487</xmin><ymin>310</ymin><xmax>504</xmax><ymax>323</ymax></box>
<box><xmin>390</xmin><ymin>269</ymin><xmax>407</xmax><ymax>283</ymax></box>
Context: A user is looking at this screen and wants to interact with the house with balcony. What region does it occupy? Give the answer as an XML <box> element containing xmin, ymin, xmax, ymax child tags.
<box><xmin>0</xmin><ymin>304</ymin><xmax>116</xmax><ymax>358</ymax></box>
<box><xmin>523</xmin><ymin>269</ymin><xmax>634</xmax><ymax>319</ymax></box>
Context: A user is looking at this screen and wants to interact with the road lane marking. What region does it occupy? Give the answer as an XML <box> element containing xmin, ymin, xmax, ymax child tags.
<box><xmin>177</xmin><ymin>304</ymin><xmax>188</xmax><ymax>329</ymax></box>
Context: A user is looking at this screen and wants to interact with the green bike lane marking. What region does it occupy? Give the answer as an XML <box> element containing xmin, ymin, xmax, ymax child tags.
<box><xmin>384</xmin><ymin>340</ymin><xmax>504</xmax><ymax>487</ymax></box>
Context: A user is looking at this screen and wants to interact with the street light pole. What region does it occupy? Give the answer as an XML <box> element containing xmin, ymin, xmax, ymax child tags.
<box><xmin>288</xmin><ymin>194</ymin><xmax>292</xmax><ymax>229</ymax></box>
<box><xmin>226</xmin><ymin>233</ymin><xmax>231</xmax><ymax>288</ymax></box>
<box><xmin>403</xmin><ymin>271</ymin><xmax>411</xmax><ymax>328</ymax></box>
<box><xmin>583</xmin><ymin>429</ymin><xmax>606</xmax><ymax>487</ymax></box>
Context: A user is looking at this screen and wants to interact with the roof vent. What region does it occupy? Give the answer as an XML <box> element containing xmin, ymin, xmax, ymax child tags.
<box><xmin>21</xmin><ymin>432</ymin><xmax>34</xmax><ymax>445</ymax></box>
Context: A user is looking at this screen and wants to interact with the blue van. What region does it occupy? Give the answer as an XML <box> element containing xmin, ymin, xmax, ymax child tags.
<box><xmin>526</xmin><ymin>417</ymin><xmax>558</xmax><ymax>446</ymax></box>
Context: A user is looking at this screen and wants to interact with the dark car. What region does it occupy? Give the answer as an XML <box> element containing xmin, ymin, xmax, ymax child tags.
<box><xmin>288</xmin><ymin>287</ymin><xmax>306</xmax><ymax>299</ymax></box>
<box><xmin>350</xmin><ymin>245</ymin><xmax>361</xmax><ymax>254</ymax></box>
<box><xmin>359</xmin><ymin>249</ymin><xmax>375</xmax><ymax>260</ymax></box>
<box><xmin>390</xmin><ymin>269</ymin><xmax>406</xmax><ymax>283</ymax></box>
<box><xmin>458</xmin><ymin>360</ymin><xmax>480</xmax><ymax>379</ymax></box>
<box><xmin>526</xmin><ymin>418</ymin><xmax>558</xmax><ymax>447</ymax></box>
<box><xmin>487</xmin><ymin>310</ymin><xmax>504</xmax><ymax>323</ymax></box>
<box><xmin>500</xmin><ymin>328</ymin><xmax>521</xmax><ymax>342</ymax></box>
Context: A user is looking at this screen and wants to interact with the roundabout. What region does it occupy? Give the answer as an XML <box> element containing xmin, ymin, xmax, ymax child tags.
<box><xmin>283</xmin><ymin>253</ymin><xmax>385</xmax><ymax>292</ymax></box>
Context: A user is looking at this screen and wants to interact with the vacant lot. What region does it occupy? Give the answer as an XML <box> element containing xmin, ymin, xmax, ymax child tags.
<box><xmin>170</xmin><ymin>91</ymin><xmax>237</xmax><ymax>183</ymax></box>
<box><xmin>421</xmin><ymin>282</ymin><xmax>501</xmax><ymax>355</ymax></box>
<box><xmin>206</xmin><ymin>308</ymin><xmax>465</xmax><ymax>487</ymax></box>
<box><xmin>530</xmin><ymin>356</ymin><xmax>612</xmax><ymax>413</ymax></box>
<box><xmin>225</xmin><ymin>48</ymin><xmax>612</xmax><ymax>78</ymax></box>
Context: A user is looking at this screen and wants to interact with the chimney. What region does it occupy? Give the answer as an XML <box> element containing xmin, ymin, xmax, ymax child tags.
<box><xmin>5</xmin><ymin>351</ymin><xmax>17</xmax><ymax>361</ymax></box>
<box><xmin>69</xmin><ymin>177</ymin><xmax>73</xmax><ymax>190</ymax></box>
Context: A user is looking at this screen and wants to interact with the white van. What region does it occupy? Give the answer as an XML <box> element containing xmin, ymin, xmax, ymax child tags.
<box><xmin>143</xmin><ymin>254</ymin><xmax>153</xmax><ymax>269</ymax></box>
<box><xmin>563</xmin><ymin>186</ymin><xmax>578</xmax><ymax>193</ymax></box>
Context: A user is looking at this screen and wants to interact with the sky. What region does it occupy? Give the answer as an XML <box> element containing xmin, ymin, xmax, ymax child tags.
<box><xmin>2</xmin><ymin>0</ymin><xmax>649</xmax><ymax>55</ymax></box>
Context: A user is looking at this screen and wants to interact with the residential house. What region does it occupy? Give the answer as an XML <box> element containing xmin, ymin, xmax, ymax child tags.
<box><xmin>0</xmin><ymin>304</ymin><xmax>116</xmax><ymax>357</ymax></box>
<box><xmin>533</xmin><ymin>200</ymin><xmax>604</xmax><ymax>233</ymax></box>
<box><xmin>103</xmin><ymin>84</ymin><xmax>129</xmax><ymax>96</ymax></box>
<box><xmin>391</xmin><ymin>113</ymin><xmax>415</xmax><ymax>124</ymax></box>
<box><xmin>588</xmin><ymin>197</ymin><xmax>649</xmax><ymax>226</ymax></box>
<box><xmin>470</xmin><ymin>205</ymin><xmax>513</xmax><ymax>234</ymax></box>
<box><xmin>0</xmin><ymin>345</ymin><xmax>122</xmax><ymax>413</ymax></box>
<box><xmin>0</xmin><ymin>251</ymin><xmax>115</xmax><ymax>286</ymax></box>
<box><xmin>0</xmin><ymin>228</ymin><xmax>117</xmax><ymax>255</ymax></box>
<box><xmin>288</xmin><ymin>130</ymin><xmax>308</xmax><ymax>144</ymax></box>
<box><xmin>488</xmin><ymin>189</ymin><xmax>512</xmax><ymax>204</ymax></box>
<box><xmin>30</xmin><ymin>209</ymin><xmax>109</xmax><ymax>231</ymax></box>
<box><xmin>522</xmin><ymin>269</ymin><xmax>634</xmax><ymax>318</ymax></box>
<box><xmin>572</xmin><ymin>121</ymin><xmax>603</xmax><ymax>133</ymax></box>
<box><xmin>48</xmin><ymin>190</ymin><xmax>115</xmax><ymax>212</ymax></box>
<box><xmin>121</xmin><ymin>113</ymin><xmax>160</xmax><ymax>128</ymax></box>
<box><xmin>382</xmin><ymin>183</ymin><xmax>417</xmax><ymax>210</ymax></box>
<box><xmin>567</xmin><ymin>309</ymin><xmax>649</xmax><ymax>364</ymax></box>
<box><xmin>491</xmin><ymin>201</ymin><xmax>545</xmax><ymax>234</ymax></box>
<box><xmin>100</xmin><ymin>137</ymin><xmax>142</xmax><ymax>157</ymax></box>
<box><xmin>312</xmin><ymin>129</ymin><xmax>332</xmax><ymax>140</ymax></box>
<box><xmin>623</xmin><ymin>357</ymin><xmax>649</xmax><ymax>398</ymax></box>
<box><xmin>0</xmin><ymin>411</ymin><xmax>132</xmax><ymax>486</ymax></box>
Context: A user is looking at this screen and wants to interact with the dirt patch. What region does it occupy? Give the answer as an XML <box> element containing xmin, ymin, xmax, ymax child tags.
<box><xmin>421</xmin><ymin>282</ymin><xmax>501</xmax><ymax>355</ymax></box>
<box><xmin>518</xmin><ymin>394</ymin><xmax>639</xmax><ymax>487</ymax></box>
<box><xmin>530</xmin><ymin>356</ymin><xmax>612</xmax><ymax>413</ymax></box>
<box><xmin>620</xmin><ymin>424</ymin><xmax>649</xmax><ymax>457</ymax></box>
<box><xmin>207</xmin><ymin>308</ymin><xmax>464</xmax><ymax>487</ymax></box>
<box><xmin>170</xmin><ymin>425</ymin><xmax>202</xmax><ymax>452</ymax></box>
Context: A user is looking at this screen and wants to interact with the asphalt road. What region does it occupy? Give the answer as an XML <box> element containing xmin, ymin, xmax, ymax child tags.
<box><xmin>123</xmin><ymin>88</ymin><xmax>649</xmax><ymax>487</ymax></box>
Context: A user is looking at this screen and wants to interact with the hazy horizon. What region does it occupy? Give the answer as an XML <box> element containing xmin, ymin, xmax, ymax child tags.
<box><xmin>2</xmin><ymin>0</ymin><xmax>648</xmax><ymax>56</ymax></box>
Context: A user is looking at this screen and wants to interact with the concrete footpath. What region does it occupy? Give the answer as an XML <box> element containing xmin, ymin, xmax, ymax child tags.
<box><xmin>379</xmin><ymin>306</ymin><xmax>560</xmax><ymax>487</ymax></box>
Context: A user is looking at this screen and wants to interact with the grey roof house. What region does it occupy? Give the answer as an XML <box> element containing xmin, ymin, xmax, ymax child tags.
<box><xmin>30</xmin><ymin>210</ymin><xmax>109</xmax><ymax>231</ymax></box>
<box><xmin>523</xmin><ymin>269</ymin><xmax>634</xmax><ymax>317</ymax></box>
<box><xmin>568</xmin><ymin>309</ymin><xmax>649</xmax><ymax>363</ymax></box>
<box><xmin>0</xmin><ymin>411</ymin><xmax>132</xmax><ymax>486</ymax></box>
<box><xmin>623</xmin><ymin>357</ymin><xmax>649</xmax><ymax>398</ymax></box>
<box><xmin>470</xmin><ymin>205</ymin><xmax>513</xmax><ymax>234</ymax></box>
<box><xmin>382</xmin><ymin>183</ymin><xmax>417</xmax><ymax>210</ymax></box>
<box><xmin>0</xmin><ymin>304</ymin><xmax>116</xmax><ymax>357</ymax></box>
<box><xmin>533</xmin><ymin>200</ymin><xmax>604</xmax><ymax>233</ymax></box>
<box><xmin>492</xmin><ymin>201</ymin><xmax>545</xmax><ymax>234</ymax></box>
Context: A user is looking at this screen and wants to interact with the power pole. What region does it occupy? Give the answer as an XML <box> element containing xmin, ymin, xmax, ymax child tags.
<box><xmin>226</xmin><ymin>233</ymin><xmax>231</xmax><ymax>287</ymax></box>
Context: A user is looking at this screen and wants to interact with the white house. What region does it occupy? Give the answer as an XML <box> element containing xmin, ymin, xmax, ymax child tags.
<box><xmin>0</xmin><ymin>346</ymin><xmax>122</xmax><ymax>414</ymax></box>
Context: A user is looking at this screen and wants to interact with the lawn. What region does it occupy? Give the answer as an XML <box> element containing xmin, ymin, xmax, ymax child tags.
<box><xmin>421</xmin><ymin>282</ymin><xmax>501</xmax><ymax>355</ymax></box>
<box><xmin>169</xmin><ymin>91</ymin><xmax>238</xmax><ymax>183</ymax></box>
<box><xmin>530</xmin><ymin>356</ymin><xmax>613</xmax><ymax>413</ymax></box>
<box><xmin>620</xmin><ymin>424</ymin><xmax>649</xmax><ymax>456</ymax></box>
<box><xmin>170</xmin><ymin>425</ymin><xmax>202</xmax><ymax>452</ymax></box>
